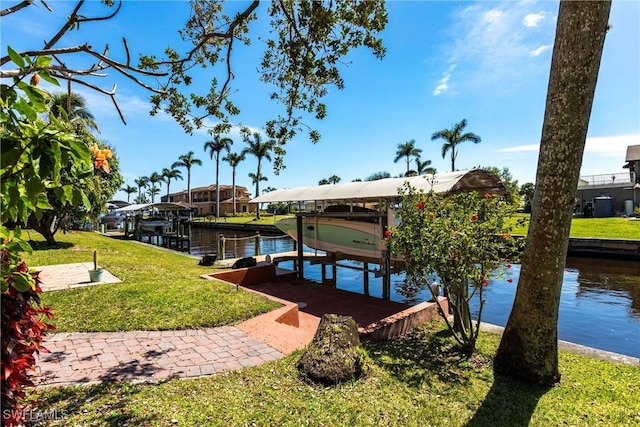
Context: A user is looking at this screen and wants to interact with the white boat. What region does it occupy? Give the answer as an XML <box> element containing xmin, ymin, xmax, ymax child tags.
<box><xmin>276</xmin><ymin>215</ymin><xmax>388</xmax><ymax>263</ymax></box>
<box><xmin>139</xmin><ymin>217</ymin><xmax>172</xmax><ymax>233</ymax></box>
<box><xmin>262</xmin><ymin>170</ymin><xmax>507</xmax><ymax>264</ymax></box>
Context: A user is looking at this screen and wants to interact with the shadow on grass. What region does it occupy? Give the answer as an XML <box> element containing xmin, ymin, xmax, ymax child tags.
<box><xmin>28</xmin><ymin>240</ymin><xmax>74</xmax><ymax>251</ymax></box>
<box><xmin>365</xmin><ymin>324</ymin><xmax>476</xmax><ymax>388</ymax></box>
<box><xmin>465</xmin><ymin>374</ymin><xmax>550</xmax><ymax>427</ymax></box>
<box><xmin>30</xmin><ymin>381</ymin><xmax>162</xmax><ymax>426</ymax></box>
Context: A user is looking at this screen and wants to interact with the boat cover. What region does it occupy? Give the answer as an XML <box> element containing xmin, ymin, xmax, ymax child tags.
<box><xmin>251</xmin><ymin>169</ymin><xmax>507</xmax><ymax>204</ymax></box>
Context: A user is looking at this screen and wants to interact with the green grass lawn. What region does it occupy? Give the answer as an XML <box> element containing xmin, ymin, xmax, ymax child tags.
<box><xmin>509</xmin><ymin>214</ymin><xmax>639</xmax><ymax>239</ymax></box>
<box><xmin>22</xmin><ymin>231</ymin><xmax>280</xmax><ymax>332</ymax></box>
<box><xmin>28</xmin><ymin>321</ymin><xmax>640</xmax><ymax>427</ymax></box>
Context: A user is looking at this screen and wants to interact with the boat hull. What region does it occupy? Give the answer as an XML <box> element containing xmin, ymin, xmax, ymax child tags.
<box><xmin>276</xmin><ymin>217</ymin><xmax>392</xmax><ymax>263</ymax></box>
<box><xmin>139</xmin><ymin>219</ymin><xmax>172</xmax><ymax>233</ymax></box>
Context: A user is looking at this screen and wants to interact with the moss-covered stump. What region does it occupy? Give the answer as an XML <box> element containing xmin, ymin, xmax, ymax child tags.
<box><xmin>296</xmin><ymin>314</ymin><xmax>369</xmax><ymax>385</ymax></box>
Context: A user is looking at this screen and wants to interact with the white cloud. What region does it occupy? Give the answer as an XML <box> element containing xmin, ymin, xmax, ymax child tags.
<box><xmin>523</xmin><ymin>12</ymin><xmax>549</xmax><ymax>28</ymax></box>
<box><xmin>443</xmin><ymin>1</ymin><xmax>556</xmax><ymax>92</ymax></box>
<box><xmin>498</xmin><ymin>134</ymin><xmax>639</xmax><ymax>156</ymax></box>
<box><xmin>433</xmin><ymin>64</ymin><xmax>456</xmax><ymax>96</ymax></box>
<box><xmin>499</xmin><ymin>144</ymin><xmax>540</xmax><ymax>153</ymax></box>
<box><xmin>529</xmin><ymin>45</ymin><xmax>551</xmax><ymax>56</ymax></box>
<box><xmin>585</xmin><ymin>134</ymin><xmax>638</xmax><ymax>157</ymax></box>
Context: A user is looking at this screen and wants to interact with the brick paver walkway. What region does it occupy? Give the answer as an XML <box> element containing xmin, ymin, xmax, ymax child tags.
<box><xmin>35</xmin><ymin>327</ymin><xmax>283</xmax><ymax>386</ymax></box>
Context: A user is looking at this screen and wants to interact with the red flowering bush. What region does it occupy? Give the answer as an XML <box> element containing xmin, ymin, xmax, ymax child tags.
<box><xmin>388</xmin><ymin>183</ymin><xmax>522</xmax><ymax>355</ymax></box>
<box><xmin>1</xmin><ymin>229</ymin><xmax>55</xmax><ymax>427</ymax></box>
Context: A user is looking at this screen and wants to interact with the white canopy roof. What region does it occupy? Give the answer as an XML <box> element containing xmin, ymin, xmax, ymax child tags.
<box><xmin>114</xmin><ymin>202</ymin><xmax>193</xmax><ymax>212</ymax></box>
<box><xmin>251</xmin><ymin>169</ymin><xmax>507</xmax><ymax>204</ymax></box>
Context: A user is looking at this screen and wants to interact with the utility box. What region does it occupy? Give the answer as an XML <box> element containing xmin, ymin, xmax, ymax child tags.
<box><xmin>593</xmin><ymin>196</ymin><xmax>613</xmax><ymax>218</ymax></box>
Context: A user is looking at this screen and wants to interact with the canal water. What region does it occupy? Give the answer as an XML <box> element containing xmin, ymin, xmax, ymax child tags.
<box><xmin>190</xmin><ymin>229</ymin><xmax>640</xmax><ymax>358</ymax></box>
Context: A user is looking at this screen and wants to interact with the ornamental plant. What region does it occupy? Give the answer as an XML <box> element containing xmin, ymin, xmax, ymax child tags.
<box><xmin>388</xmin><ymin>182</ymin><xmax>523</xmax><ymax>356</ymax></box>
<box><xmin>1</xmin><ymin>49</ymin><xmax>92</xmax><ymax>425</ymax></box>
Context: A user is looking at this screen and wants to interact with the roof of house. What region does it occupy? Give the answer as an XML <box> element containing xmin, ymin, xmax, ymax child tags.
<box><xmin>625</xmin><ymin>145</ymin><xmax>640</xmax><ymax>162</ymax></box>
<box><xmin>250</xmin><ymin>169</ymin><xmax>506</xmax><ymax>204</ymax></box>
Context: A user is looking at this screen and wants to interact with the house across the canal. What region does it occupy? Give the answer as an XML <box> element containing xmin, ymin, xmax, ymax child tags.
<box><xmin>162</xmin><ymin>184</ymin><xmax>257</xmax><ymax>216</ymax></box>
<box><xmin>576</xmin><ymin>144</ymin><xmax>640</xmax><ymax>217</ymax></box>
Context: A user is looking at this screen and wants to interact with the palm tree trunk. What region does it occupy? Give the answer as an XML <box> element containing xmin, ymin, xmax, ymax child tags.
<box><xmin>215</xmin><ymin>158</ymin><xmax>220</xmax><ymax>218</ymax></box>
<box><xmin>232</xmin><ymin>169</ymin><xmax>237</xmax><ymax>215</ymax></box>
<box><xmin>494</xmin><ymin>0</ymin><xmax>611</xmax><ymax>385</ymax></box>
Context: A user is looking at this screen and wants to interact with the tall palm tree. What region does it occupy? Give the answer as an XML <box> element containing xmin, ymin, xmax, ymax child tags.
<box><xmin>328</xmin><ymin>175</ymin><xmax>341</xmax><ymax>184</ymax></box>
<box><xmin>121</xmin><ymin>184</ymin><xmax>137</xmax><ymax>203</ymax></box>
<box><xmin>134</xmin><ymin>176</ymin><xmax>149</xmax><ymax>203</ymax></box>
<box><xmin>415</xmin><ymin>158</ymin><xmax>436</xmax><ymax>175</ymax></box>
<box><xmin>223</xmin><ymin>152</ymin><xmax>245</xmax><ymax>215</ymax></box>
<box><xmin>148</xmin><ymin>172</ymin><xmax>163</xmax><ymax>204</ymax></box>
<box><xmin>49</xmin><ymin>92</ymin><xmax>100</xmax><ymax>132</ymax></box>
<box><xmin>431</xmin><ymin>119</ymin><xmax>481</xmax><ymax>172</ymax></box>
<box><xmin>161</xmin><ymin>167</ymin><xmax>183</xmax><ymax>201</ymax></box>
<box><xmin>172</xmin><ymin>151</ymin><xmax>202</xmax><ymax>204</ymax></box>
<box><xmin>204</xmin><ymin>135</ymin><xmax>234</xmax><ymax>217</ymax></box>
<box><xmin>394</xmin><ymin>139</ymin><xmax>422</xmax><ymax>175</ymax></box>
<box><xmin>242</xmin><ymin>132</ymin><xmax>275</xmax><ymax>219</ymax></box>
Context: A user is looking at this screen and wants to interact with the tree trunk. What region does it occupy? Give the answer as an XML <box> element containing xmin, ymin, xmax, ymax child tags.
<box><xmin>494</xmin><ymin>0</ymin><xmax>611</xmax><ymax>385</ymax></box>
<box><xmin>28</xmin><ymin>212</ymin><xmax>58</xmax><ymax>245</ymax></box>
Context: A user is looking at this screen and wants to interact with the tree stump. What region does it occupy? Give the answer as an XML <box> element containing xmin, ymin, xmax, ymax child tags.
<box><xmin>296</xmin><ymin>314</ymin><xmax>369</xmax><ymax>385</ymax></box>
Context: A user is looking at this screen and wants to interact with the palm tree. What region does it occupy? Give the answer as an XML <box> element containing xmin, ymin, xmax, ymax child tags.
<box><xmin>318</xmin><ymin>178</ymin><xmax>330</xmax><ymax>185</ymax></box>
<box><xmin>49</xmin><ymin>92</ymin><xmax>100</xmax><ymax>132</ymax></box>
<box><xmin>161</xmin><ymin>167</ymin><xmax>183</xmax><ymax>201</ymax></box>
<box><xmin>249</xmin><ymin>172</ymin><xmax>268</xmax><ymax>216</ymax></box>
<box><xmin>148</xmin><ymin>172</ymin><xmax>163</xmax><ymax>203</ymax></box>
<box><xmin>223</xmin><ymin>152</ymin><xmax>245</xmax><ymax>215</ymax></box>
<box><xmin>134</xmin><ymin>176</ymin><xmax>149</xmax><ymax>203</ymax></box>
<box><xmin>121</xmin><ymin>184</ymin><xmax>137</xmax><ymax>203</ymax></box>
<box><xmin>394</xmin><ymin>139</ymin><xmax>422</xmax><ymax>175</ymax></box>
<box><xmin>242</xmin><ymin>132</ymin><xmax>275</xmax><ymax>219</ymax></box>
<box><xmin>172</xmin><ymin>151</ymin><xmax>202</xmax><ymax>204</ymax></box>
<box><xmin>204</xmin><ymin>135</ymin><xmax>234</xmax><ymax>217</ymax></box>
<box><xmin>328</xmin><ymin>175</ymin><xmax>341</xmax><ymax>184</ymax></box>
<box><xmin>147</xmin><ymin>186</ymin><xmax>161</xmax><ymax>202</ymax></box>
<box><xmin>415</xmin><ymin>158</ymin><xmax>436</xmax><ymax>175</ymax></box>
<box><xmin>431</xmin><ymin>119</ymin><xmax>481</xmax><ymax>172</ymax></box>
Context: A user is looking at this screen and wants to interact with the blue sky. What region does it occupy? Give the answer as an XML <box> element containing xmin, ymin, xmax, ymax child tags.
<box><xmin>3</xmin><ymin>1</ymin><xmax>639</xmax><ymax>201</ymax></box>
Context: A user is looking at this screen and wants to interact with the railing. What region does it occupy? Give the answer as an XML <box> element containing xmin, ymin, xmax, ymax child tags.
<box><xmin>579</xmin><ymin>172</ymin><xmax>632</xmax><ymax>186</ymax></box>
<box><xmin>217</xmin><ymin>232</ymin><xmax>292</xmax><ymax>260</ymax></box>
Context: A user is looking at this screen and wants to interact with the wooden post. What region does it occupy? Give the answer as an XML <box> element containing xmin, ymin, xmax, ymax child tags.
<box><xmin>363</xmin><ymin>261</ymin><xmax>370</xmax><ymax>296</ymax></box>
<box><xmin>296</xmin><ymin>215</ymin><xmax>304</xmax><ymax>279</ymax></box>
<box><xmin>331</xmin><ymin>252</ymin><xmax>337</xmax><ymax>288</ymax></box>
<box><xmin>219</xmin><ymin>234</ymin><xmax>226</xmax><ymax>260</ymax></box>
<box><xmin>255</xmin><ymin>232</ymin><xmax>260</xmax><ymax>256</ymax></box>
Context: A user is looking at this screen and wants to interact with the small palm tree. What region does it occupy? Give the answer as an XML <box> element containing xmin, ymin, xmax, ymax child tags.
<box><xmin>121</xmin><ymin>184</ymin><xmax>137</xmax><ymax>203</ymax></box>
<box><xmin>242</xmin><ymin>132</ymin><xmax>276</xmax><ymax>219</ymax></box>
<box><xmin>134</xmin><ymin>176</ymin><xmax>149</xmax><ymax>203</ymax></box>
<box><xmin>204</xmin><ymin>135</ymin><xmax>234</xmax><ymax>217</ymax></box>
<box><xmin>223</xmin><ymin>152</ymin><xmax>245</xmax><ymax>215</ymax></box>
<box><xmin>394</xmin><ymin>139</ymin><xmax>422</xmax><ymax>175</ymax></box>
<box><xmin>172</xmin><ymin>151</ymin><xmax>203</xmax><ymax>204</ymax></box>
<box><xmin>415</xmin><ymin>158</ymin><xmax>436</xmax><ymax>175</ymax></box>
<box><xmin>328</xmin><ymin>175</ymin><xmax>341</xmax><ymax>184</ymax></box>
<box><xmin>148</xmin><ymin>172</ymin><xmax>163</xmax><ymax>204</ymax></box>
<box><xmin>318</xmin><ymin>178</ymin><xmax>330</xmax><ymax>185</ymax></box>
<box><xmin>49</xmin><ymin>92</ymin><xmax>100</xmax><ymax>132</ymax></box>
<box><xmin>162</xmin><ymin>167</ymin><xmax>183</xmax><ymax>201</ymax></box>
<box><xmin>431</xmin><ymin>119</ymin><xmax>481</xmax><ymax>172</ymax></box>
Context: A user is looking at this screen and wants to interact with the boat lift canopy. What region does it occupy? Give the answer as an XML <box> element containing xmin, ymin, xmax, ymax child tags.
<box><xmin>114</xmin><ymin>202</ymin><xmax>194</xmax><ymax>213</ymax></box>
<box><xmin>250</xmin><ymin>169</ymin><xmax>507</xmax><ymax>204</ymax></box>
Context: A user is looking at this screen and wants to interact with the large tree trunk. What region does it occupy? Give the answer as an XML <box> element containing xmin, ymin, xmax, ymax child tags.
<box><xmin>28</xmin><ymin>212</ymin><xmax>59</xmax><ymax>245</ymax></box>
<box><xmin>494</xmin><ymin>0</ymin><xmax>611</xmax><ymax>385</ymax></box>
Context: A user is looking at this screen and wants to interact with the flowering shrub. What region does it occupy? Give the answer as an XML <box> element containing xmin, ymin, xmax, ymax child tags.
<box><xmin>388</xmin><ymin>183</ymin><xmax>523</xmax><ymax>355</ymax></box>
<box><xmin>1</xmin><ymin>228</ymin><xmax>55</xmax><ymax>427</ymax></box>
